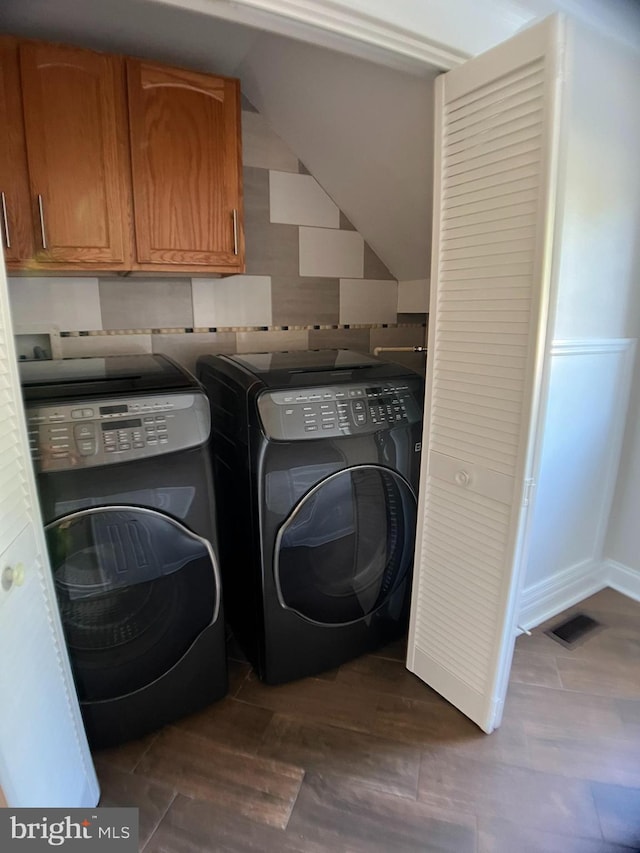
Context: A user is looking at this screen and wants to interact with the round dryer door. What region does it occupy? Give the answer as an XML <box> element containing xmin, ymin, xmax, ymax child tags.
<box><xmin>274</xmin><ymin>466</ymin><xmax>416</xmax><ymax>625</ymax></box>
<box><xmin>45</xmin><ymin>506</ymin><xmax>220</xmax><ymax>702</ymax></box>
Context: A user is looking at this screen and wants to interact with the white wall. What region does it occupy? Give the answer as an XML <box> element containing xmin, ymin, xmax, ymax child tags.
<box><xmin>552</xmin><ymin>23</ymin><xmax>640</xmax><ymax>341</ymax></box>
<box><xmin>606</xmin><ymin>351</ymin><xmax>640</xmax><ymax>578</ymax></box>
<box><xmin>237</xmin><ymin>33</ymin><xmax>437</xmax><ymax>281</ymax></box>
<box><xmin>588</xmin><ymin>22</ymin><xmax>640</xmax><ymax>587</ymax></box>
<box><xmin>569</xmin><ymin>23</ymin><xmax>640</xmax><ymax>586</ymax></box>
<box><xmin>520</xmin><ymin>19</ymin><xmax>640</xmax><ymax>624</ymax></box>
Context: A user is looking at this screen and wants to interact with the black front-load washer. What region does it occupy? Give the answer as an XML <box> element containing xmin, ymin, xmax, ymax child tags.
<box><xmin>197</xmin><ymin>349</ymin><xmax>424</xmax><ymax>684</ymax></box>
<box><xmin>19</xmin><ymin>354</ymin><xmax>227</xmax><ymax>748</ymax></box>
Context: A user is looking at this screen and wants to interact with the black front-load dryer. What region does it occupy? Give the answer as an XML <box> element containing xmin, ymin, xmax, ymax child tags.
<box><xmin>20</xmin><ymin>354</ymin><xmax>227</xmax><ymax>748</ymax></box>
<box><xmin>197</xmin><ymin>350</ymin><xmax>424</xmax><ymax>684</ymax></box>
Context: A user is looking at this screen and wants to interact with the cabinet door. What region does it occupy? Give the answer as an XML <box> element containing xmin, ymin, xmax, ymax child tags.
<box><xmin>19</xmin><ymin>42</ymin><xmax>130</xmax><ymax>266</ymax></box>
<box><xmin>0</xmin><ymin>37</ymin><xmax>34</xmax><ymax>264</ymax></box>
<box><xmin>127</xmin><ymin>60</ymin><xmax>244</xmax><ymax>271</ymax></box>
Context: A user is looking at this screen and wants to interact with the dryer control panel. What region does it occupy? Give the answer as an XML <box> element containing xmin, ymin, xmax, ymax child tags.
<box><xmin>257</xmin><ymin>379</ymin><xmax>423</xmax><ymax>441</ymax></box>
<box><xmin>25</xmin><ymin>392</ymin><xmax>210</xmax><ymax>473</ymax></box>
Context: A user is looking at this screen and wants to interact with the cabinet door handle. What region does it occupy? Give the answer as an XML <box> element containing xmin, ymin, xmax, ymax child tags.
<box><xmin>0</xmin><ymin>192</ymin><xmax>10</xmax><ymax>249</ymax></box>
<box><xmin>37</xmin><ymin>194</ymin><xmax>47</xmax><ymax>249</ymax></box>
<box><xmin>232</xmin><ymin>209</ymin><xmax>238</xmax><ymax>256</ymax></box>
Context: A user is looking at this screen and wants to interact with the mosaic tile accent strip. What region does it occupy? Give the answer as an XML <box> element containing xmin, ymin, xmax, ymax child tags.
<box><xmin>59</xmin><ymin>324</ymin><xmax>425</xmax><ymax>336</ymax></box>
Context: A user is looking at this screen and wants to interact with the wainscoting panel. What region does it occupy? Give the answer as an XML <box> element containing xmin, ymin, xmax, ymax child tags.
<box><xmin>519</xmin><ymin>338</ymin><xmax>636</xmax><ymax>628</ymax></box>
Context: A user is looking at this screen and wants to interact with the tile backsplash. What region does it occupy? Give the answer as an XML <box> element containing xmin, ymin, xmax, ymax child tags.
<box><xmin>8</xmin><ymin>99</ymin><xmax>426</xmax><ymax>374</ymax></box>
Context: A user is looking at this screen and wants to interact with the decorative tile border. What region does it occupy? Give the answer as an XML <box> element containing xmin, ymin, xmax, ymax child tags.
<box><xmin>59</xmin><ymin>322</ymin><xmax>426</xmax><ymax>337</ymax></box>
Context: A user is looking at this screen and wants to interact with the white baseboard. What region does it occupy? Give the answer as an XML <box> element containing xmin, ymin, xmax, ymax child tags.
<box><xmin>519</xmin><ymin>559</ymin><xmax>607</xmax><ymax>631</ymax></box>
<box><xmin>603</xmin><ymin>559</ymin><xmax>640</xmax><ymax>602</ymax></box>
<box><xmin>519</xmin><ymin>558</ymin><xmax>640</xmax><ymax>630</ymax></box>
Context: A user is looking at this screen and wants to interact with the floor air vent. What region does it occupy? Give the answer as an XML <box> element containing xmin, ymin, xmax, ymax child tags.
<box><xmin>545</xmin><ymin>613</ymin><xmax>602</xmax><ymax>649</ymax></box>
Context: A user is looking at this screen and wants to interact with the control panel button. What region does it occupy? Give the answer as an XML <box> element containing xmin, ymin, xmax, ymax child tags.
<box><xmin>74</xmin><ymin>423</ymin><xmax>96</xmax><ymax>440</ymax></box>
<box><xmin>71</xmin><ymin>409</ymin><xmax>84</xmax><ymax>419</ymax></box>
<box><xmin>77</xmin><ymin>439</ymin><xmax>96</xmax><ymax>456</ymax></box>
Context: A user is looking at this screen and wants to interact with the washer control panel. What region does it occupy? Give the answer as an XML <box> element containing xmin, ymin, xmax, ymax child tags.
<box><xmin>26</xmin><ymin>392</ymin><xmax>210</xmax><ymax>472</ymax></box>
<box><xmin>257</xmin><ymin>379</ymin><xmax>423</xmax><ymax>440</ymax></box>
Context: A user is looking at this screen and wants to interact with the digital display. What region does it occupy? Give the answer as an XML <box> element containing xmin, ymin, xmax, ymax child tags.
<box><xmin>100</xmin><ymin>404</ymin><xmax>128</xmax><ymax>415</ymax></box>
<box><xmin>101</xmin><ymin>419</ymin><xmax>142</xmax><ymax>431</ymax></box>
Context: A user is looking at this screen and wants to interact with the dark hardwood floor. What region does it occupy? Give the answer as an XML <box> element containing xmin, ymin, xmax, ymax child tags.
<box><xmin>94</xmin><ymin>588</ymin><xmax>640</xmax><ymax>852</ymax></box>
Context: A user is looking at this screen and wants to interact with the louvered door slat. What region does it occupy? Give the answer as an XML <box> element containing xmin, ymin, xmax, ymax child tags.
<box><xmin>407</xmin><ymin>17</ymin><xmax>563</xmax><ymax>732</ymax></box>
<box><xmin>446</xmin><ymin>151</ymin><xmax>540</xmax><ymax>187</ymax></box>
<box><xmin>429</xmin><ymin>483</ymin><xmax>511</xmax><ymax>529</ymax></box>
<box><xmin>448</xmin><ymin>102</ymin><xmax>543</xmax><ymax>149</ymax></box>
<box><xmin>447</xmin><ymin>62</ymin><xmax>545</xmax><ymax>114</ymax></box>
<box><xmin>443</xmin><ymin>225</ymin><xmax>536</xmax><ymax>251</ymax></box>
<box><xmin>0</xmin><ymin>331</ymin><xmax>29</xmax><ymax>545</ymax></box>
<box><xmin>443</xmin><ymin>238</ymin><xmax>536</xmax><ymax>260</ymax></box>
<box><xmin>446</xmin><ymin>122</ymin><xmax>542</xmax><ymax>164</ymax></box>
<box><xmin>446</xmin><ymin>138</ymin><xmax>542</xmax><ymax>178</ymax></box>
<box><xmin>443</xmin><ymin>202</ymin><xmax>538</xmax><ymax>232</ymax></box>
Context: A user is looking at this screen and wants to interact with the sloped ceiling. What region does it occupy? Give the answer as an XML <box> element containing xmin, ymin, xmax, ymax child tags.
<box><xmin>238</xmin><ymin>35</ymin><xmax>437</xmax><ymax>281</ymax></box>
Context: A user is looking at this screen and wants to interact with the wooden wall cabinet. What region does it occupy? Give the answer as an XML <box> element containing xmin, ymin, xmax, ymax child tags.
<box><xmin>0</xmin><ymin>38</ymin><xmax>244</xmax><ymax>275</ymax></box>
<box><xmin>0</xmin><ymin>37</ymin><xmax>34</xmax><ymax>264</ymax></box>
<box><xmin>0</xmin><ymin>38</ymin><xmax>132</xmax><ymax>271</ymax></box>
<box><xmin>127</xmin><ymin>60</ymin><xmax>244</xmax><ymax>273</ymax></box>
<box><xmin>18</xmin><ymin>41</ymin><xmax>132</xmax><ymax>269</ymax></box>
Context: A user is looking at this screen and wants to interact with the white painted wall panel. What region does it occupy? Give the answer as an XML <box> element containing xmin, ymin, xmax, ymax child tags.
<box><xmin>524</xmin><ymin>340</ymin><xmax>635</xmax><ymax>591</ymax></box>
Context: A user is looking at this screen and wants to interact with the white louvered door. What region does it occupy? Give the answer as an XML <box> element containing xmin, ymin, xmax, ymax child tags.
<box><xmin>407</xmin><ymin>17</ymin><xmax>564</xmax><ymax>732</ymax></box>
<box><xmin>0</xmin><ymin>251</ymin><xmax>99</xmax><ymax>806</ymax></box>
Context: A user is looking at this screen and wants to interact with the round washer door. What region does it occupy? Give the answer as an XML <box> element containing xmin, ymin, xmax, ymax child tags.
<box><xmin>274</xmin><ymin>466</ymin><xmax>416</xmax><ymax>625</ymax></box>
<box><xmin>45</xmin><ymin>506</ymin><xmax>220</xmax><ymax>702</ymax></box>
